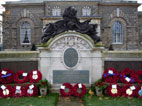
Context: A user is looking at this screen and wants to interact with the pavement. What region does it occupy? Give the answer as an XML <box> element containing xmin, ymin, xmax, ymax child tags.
<box><xmin>56</xmin><ymin>96</ymin><xmax>84</xmax><ymax>106</ymax></box>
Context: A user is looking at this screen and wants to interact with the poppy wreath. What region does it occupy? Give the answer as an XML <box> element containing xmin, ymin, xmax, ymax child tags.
<box><xmin>29</xmin><ymin>69</ymin><xmax>42</xmax><ymax>83</ymax></box>
<box><xmin>73</xmin><ymin>83</ymin><xmax>87</xmax><ymax>98</ymax></box>
<box><xmin>14</xmin><ymin>70</ymin><xmax>29</xmax><ymax>83</ymax></box>
<box><xmin>135</xmin><ymin>85</ymin><xmax>142</xmax><ymax>98</ymax></box>
<box><xmin>0</xmin><ymin>85</ymin><xmax>13</xmax><ymax>98</ymax></box>
<box><xmin>103</xmin><ymin>68</ymin><xmax>119</xmax><ymax>83</ymax></box>
<box><xmin>60</xmin><ymin>83</ymin><xmax>73</xmax><ymax>97</ymax></box>
<box><xmin>120</xmin><ymin>68</ymin><xmax>136</xmax><ymax>84</ymax></box>
<box><xmin>106</xmin><ymin>84</ymin><xmax>121</xmax><ymax>97</ymax></box>
<box><xmin>13</xmin><ymin>85</ymin><xmax>26</xmax><ymax>98</ymax></box>
<box><xmin>135</xmin><ymin>70</ymin><xmax>142</xmax><ymax>84</ymax></box>
<box><xmin>0</xmin><ymin>68</ymin><xmax>14</xmax><ymax>84</ymax></box>
<box><xmin>25</xmin><ymin>84</ymin><xmax>38</xmax><ymax>97</ymax></box>
<box><xmin>122</xmin><ymin>84</ymin><xmax>136</xmax><ymax>97</ymax></box>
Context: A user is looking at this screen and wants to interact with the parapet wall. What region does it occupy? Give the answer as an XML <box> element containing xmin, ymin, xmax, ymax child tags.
<box><xmin>103</xmin><ymin>51</ymin><xmax>142</xmax><ymax>72</ymax></box>
<box><xmin>0</xmin><ymin>51</ymin><xmax>39</xmax><ymax>73</ymax></box>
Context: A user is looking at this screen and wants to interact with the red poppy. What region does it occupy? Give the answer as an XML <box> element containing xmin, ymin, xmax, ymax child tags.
<box><xmin>25</xmin><ymin>84</ymin><xmax>38</xmax><ymax>97</ymax></box>
<box><xmin>14</xmin><ymin>70</ymin><xmax>29</xmax><ymax>83</ymax></box>
<box><xmin>73</xmin><ymin>83</ymin><xmax>86</xmax><ymax>98</ymax></box>
<box><xmin>103</xmin><ymin>68</ymin><xmax>119</xmax><ymax>83</ymax></box>
<box><xmin>106</xmin><ymin>84</ymin><xmax>121</xmax><ymax>97</ymax></box>
<box><xmin>13</xmin><ymin>85</ymin><xmax>26</xmax><ymax>97</ymax></box>
<box><xmin>0</xmin><ymin>68</ymin><xmax>14</xmax><ymax>84</ymax></box>
<box><xmin>122</xmin><ymin>84</ymin><xmax>136</xmax><ymax>97</ymax></box>
<box><xmin>120</xmin><ymin>68</ymin><xmax>136</xmax><ymax>84</ymax></box>
<box><xmin>135</xmin><ymin>85</ymin><xmax>142</xmax><ymax>98</ymax></box>
<box><xmin>29</xmin><ymin>69</ymin><xmax>42</xmax><ymax>83</ymax></box>
<box><xmin>135</xmin><ymin>70</ymin><xmax>142</xmax><ymax>84</ymax></box>
<box><xmin>60</xmin><ymin>83</ymin><xmax>73</xmax><ymax>97</ymax></box>
<box><xmin>0</xmin><ymin>85</ymin><xmax>13</xmax><ymax>98</ymax></box>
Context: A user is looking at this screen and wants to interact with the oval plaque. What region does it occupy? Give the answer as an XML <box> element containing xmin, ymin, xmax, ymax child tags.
<box><xmin>64</xmin><ymin>48</ymin><xmax>78</xmax><ymax>68</ymax></box>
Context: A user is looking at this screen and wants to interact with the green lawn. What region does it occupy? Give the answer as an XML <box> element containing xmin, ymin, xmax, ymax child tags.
<box><xmin>83</xmin><ymin>94</ymin><xmax>142</xmax><ymax>106</ymax></box>
<box><xmin>0</xmin><ymin>93</ymin><xmax>59</xmax><ymax>106</ymax></box>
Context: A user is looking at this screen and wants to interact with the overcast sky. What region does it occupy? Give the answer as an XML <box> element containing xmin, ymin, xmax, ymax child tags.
<box><xmin>0</xmin><ymin>0</ymin><xmax>142</xmax><ymax>20</ymax></box>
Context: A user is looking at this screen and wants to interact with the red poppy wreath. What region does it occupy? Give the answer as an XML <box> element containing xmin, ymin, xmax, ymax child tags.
<box><xmin>120</xmin><ymin>68</ymin><xmax>136</xmax><ymax>84</ymax></box>
<box><xmin>29</xmin><ymin>69</ymin><xmax>42</xmax><ymax>83</ymax></box>
<box><xmin>135</xmin><ymin>70</ymin><xmax>142</xmax><ymax>84</ymax></box>
<box><xmin>106</xmin><ymin>84</ymin><xmax>121</xmax><ymax>97</ymax></box>
<box><xmin>0</xmin><ymin>85</ymin><xmax>13</xmax><ymax>98</ymax></box>
<box><xmin>0</xmin><ymin>68</ymin><xmax>14</xmax><ymax>84</ymax></box>
<box><xmin>60</xmin><ymin>83</ymin><xmax>73</xmax><ymax>97</ymax></box>
<box><xmin>135</xmin><ymin>85</ymin><xmax>142</xmax><ymax>98</ymax></box>
<box><xmin>122</xmin><ymin>84</ymin><xmax>136</xmax><ymax>97</ymax></box>
<box><xmin>14</xmin><ymin>70</ymin><xmax>29</xmax><ymax>83</ymax></box>
<box><xmin>73</xmin><ymin>83</ymin><xmax>87</xmax><ymax>98</ymax></box>
<box><xmin>25</xmin><ymin>84</ymin><xmax>38</xmax><ymax>97</ymax></box>
<box><xmin>13</xmin><ymin>85</ymin><xmax>26</xmax><ymax>98</ymax></box>
<box><xmin>103</xmin><ymin>68</ymin><xmax>119</xmax><ymax>83</ymax></box>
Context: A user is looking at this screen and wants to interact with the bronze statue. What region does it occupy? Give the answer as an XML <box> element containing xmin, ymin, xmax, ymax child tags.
<box><xmin>41</xmin><ymin>6</ymin><xmax>100</xmax><ymax>43</ymax></box>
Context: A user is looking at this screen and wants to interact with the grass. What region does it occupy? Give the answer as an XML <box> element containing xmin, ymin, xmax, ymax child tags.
<box><xmin>0</xmin><ymin>93</ymin><xmax>59</xmax><ymax>106</ymax></box>
<box><xmin>83</xmin><ymin>94</ymin><xmax>142</xmax><ymax>106</ymax></box>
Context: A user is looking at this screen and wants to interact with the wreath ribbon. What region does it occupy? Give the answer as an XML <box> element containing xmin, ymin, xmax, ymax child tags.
<box><xmin>1</xmin><ymin>73</ymin><xmax>12</xmax><ymax>78</ymax></box>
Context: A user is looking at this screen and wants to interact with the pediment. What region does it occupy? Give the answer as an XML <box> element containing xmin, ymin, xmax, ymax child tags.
<box><xmin>48</xmin><ymin>32</ymin><xmax>95</xmax><ymax>50</ymax></box>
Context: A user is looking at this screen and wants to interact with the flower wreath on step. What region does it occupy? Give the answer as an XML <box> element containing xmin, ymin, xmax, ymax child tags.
<box><xmin>29</xmin><ymin>69</ymin><xmax>42</xmax><ymax>83</ymax></box>
<box><xmin>120</xmin><ymin>68</ymin><xmax>136</xmax><ymax>84</ymax></box>
<box><xmin>25</xmin><ymin>84</ymin><xmax>38</xmax><ymax>97</ymax></box>
<box><xmin>135</xmin><ymin>85</ymin><xmax>142</xmax><ymax>98</ymax></box>
<box><xmin>122</xmin><ymin>84</ymin><xmax>136</xmax><ymax>97</ymax></box>
<box><xmin>106</xmin><ymin>84</ymin><xmax>121</xmax><ymax>97</ymax></box>
<box><xmin>73</xmin><ymin>83</ymin><xmax>86</xmax><ymax>98</ymax></box>
<box><xmin>13</xmin><ymin>85</ymin><xmax>26</xmax><ymax>98</ymax></box>
<box><xmin>0</xmin><ymin>68</ymin><xmax>14</xmax><ymax>84</ymax></box>
<box><xmin>103</xmin><ymin>68</ymin><xmax>119</xmax><ymax>83</ymax></box>
<box><xmin>0</xmin><ymin>85</ymin><xmax>13</xmax><ymax>98</ymax></box>
<box><xmin>135</xmin><ymin>70</ymin><xmax>142</xmax><ymax>84</ymax></box>
<box><xmin>14</xmin><ymin>71</ymin><xmax>29</xmax><ymax>83</ymax></box>
<box><xmin>60</xmin><ymin>83</ymin><xmax>73</xmax><ymax>97</ymax></box>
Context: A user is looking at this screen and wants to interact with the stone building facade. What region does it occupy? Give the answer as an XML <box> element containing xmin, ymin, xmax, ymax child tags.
<box><xmin>138</xmin><ymin>12</ymin><xmax>142</xmax><ymax>49</ymax></box>
<box><xmin>0</xmin><ymin>21</ymin><xmax>2</xmax><ymax>50</ymax></box>
<box><xmin>2</xmin><ymin>0</ymin><xmax>141</xmax><ymax>50</ymax></box>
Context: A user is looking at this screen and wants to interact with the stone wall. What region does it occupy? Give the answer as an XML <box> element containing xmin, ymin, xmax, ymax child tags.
<box><xmin>0</xmin><ymin>51</ymin><xmax>39</xmax><ymax>72</ymax></box>
<box><xmin>103</xmin><ymin>51</ymin><xmax>142</xmax><ymax>72</ymax></box>
<box><xmin>2</xmin><ymin>1</ymin><xmax>141</xmax><ymax>51</ymax></box>
<box><xmin>100</xmin><ymin>3</ymin><xmax>139</xmax><ymax>50</ymax></box>
<box><xmin>138</xmin><ymin>12</ymin><xmax>142</xmax><ymax>49</ymax></box>
<box><xmin>3</xmin><ymin>3</ymin><xmax>44</xmax><ymax>50</ymax></box>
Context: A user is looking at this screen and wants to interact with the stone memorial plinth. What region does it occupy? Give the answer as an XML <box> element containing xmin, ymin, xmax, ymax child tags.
<box><xmin>38</xmin><ymin>32</ymin><xmax>104</xmax><ymax>90</ymax></box>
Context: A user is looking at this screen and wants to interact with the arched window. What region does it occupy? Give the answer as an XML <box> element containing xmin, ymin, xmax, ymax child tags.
<box><xmin>52</xmin><ymin>7</ymin><xmax>61</xmax><ymax>16</ymax></box>
<box><xmin>112</xmin><ymin>21</ymin><xmax>123</xmax><ymax>44</ymax></box>
<box><xmin>82</xmin><ymin>7</ymin><xmax>91</xmax><ymax>16</ymax></box>
<box><xmin>20</xmin><ymin>21</ymin><xmax>31</xmax><ymax>45</ymax></box>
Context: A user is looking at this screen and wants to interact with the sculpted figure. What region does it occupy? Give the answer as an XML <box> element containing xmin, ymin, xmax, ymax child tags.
<box><xmin>41</xmin><ymin>6</ymin><xmax>100</xmax><ymax>43</ymax></box>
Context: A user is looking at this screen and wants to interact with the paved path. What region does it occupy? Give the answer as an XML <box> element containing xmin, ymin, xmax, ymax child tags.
<box><xmin>56</xmin><ymin>96</ymin><xmax>84</xmax><ymax>106</ymax></box>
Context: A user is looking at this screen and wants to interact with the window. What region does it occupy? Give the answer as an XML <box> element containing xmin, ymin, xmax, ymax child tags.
<box><xmin>82</xmin><ymin>7</ymin><xmax>91</xmax><ymax>16</ymax></box>
<box><xmin>116</xmin><ymin>8</ymin><xmax>120</xmax><ymax>17</ymax></box>
<box><xmin>52</xmin><ymin>7</ymin><xmax>61</xmax><ymax>16</ymax></box>
<box><xmin>20</xmin><ymin>21</ymin><xmax>31</xmax><ymax>45</ymax></box>
<box><xmin>112</xmin><ymin>21</ymin><xmax>123</xmax><ymax>44</ymax></box>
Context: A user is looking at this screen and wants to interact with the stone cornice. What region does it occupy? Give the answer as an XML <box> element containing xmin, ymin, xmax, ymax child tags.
<box><xmin>41</xmin><ymin>16</ymin><xmax>102</xmax><ymax>20</ymax></box>
<box><xmin>2</xmin><ymin>3</ymin><xmax>44</xmax><ymax>7</ymax></box>
<box><xmin>100</xmin><ymin>2</ymin><xmax>140</xmax><ymax>7</ymax></box>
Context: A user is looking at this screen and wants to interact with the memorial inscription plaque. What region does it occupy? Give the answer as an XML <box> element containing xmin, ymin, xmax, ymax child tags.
<box><xmin>64</xmin><ymin>48</ymin><xmax>78</xmax><ymax>68</ymax></box>
<box><xmin>53</xmin><ymin>70</ymin><xmax>89</xmax><ymax>84</ymax></box>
